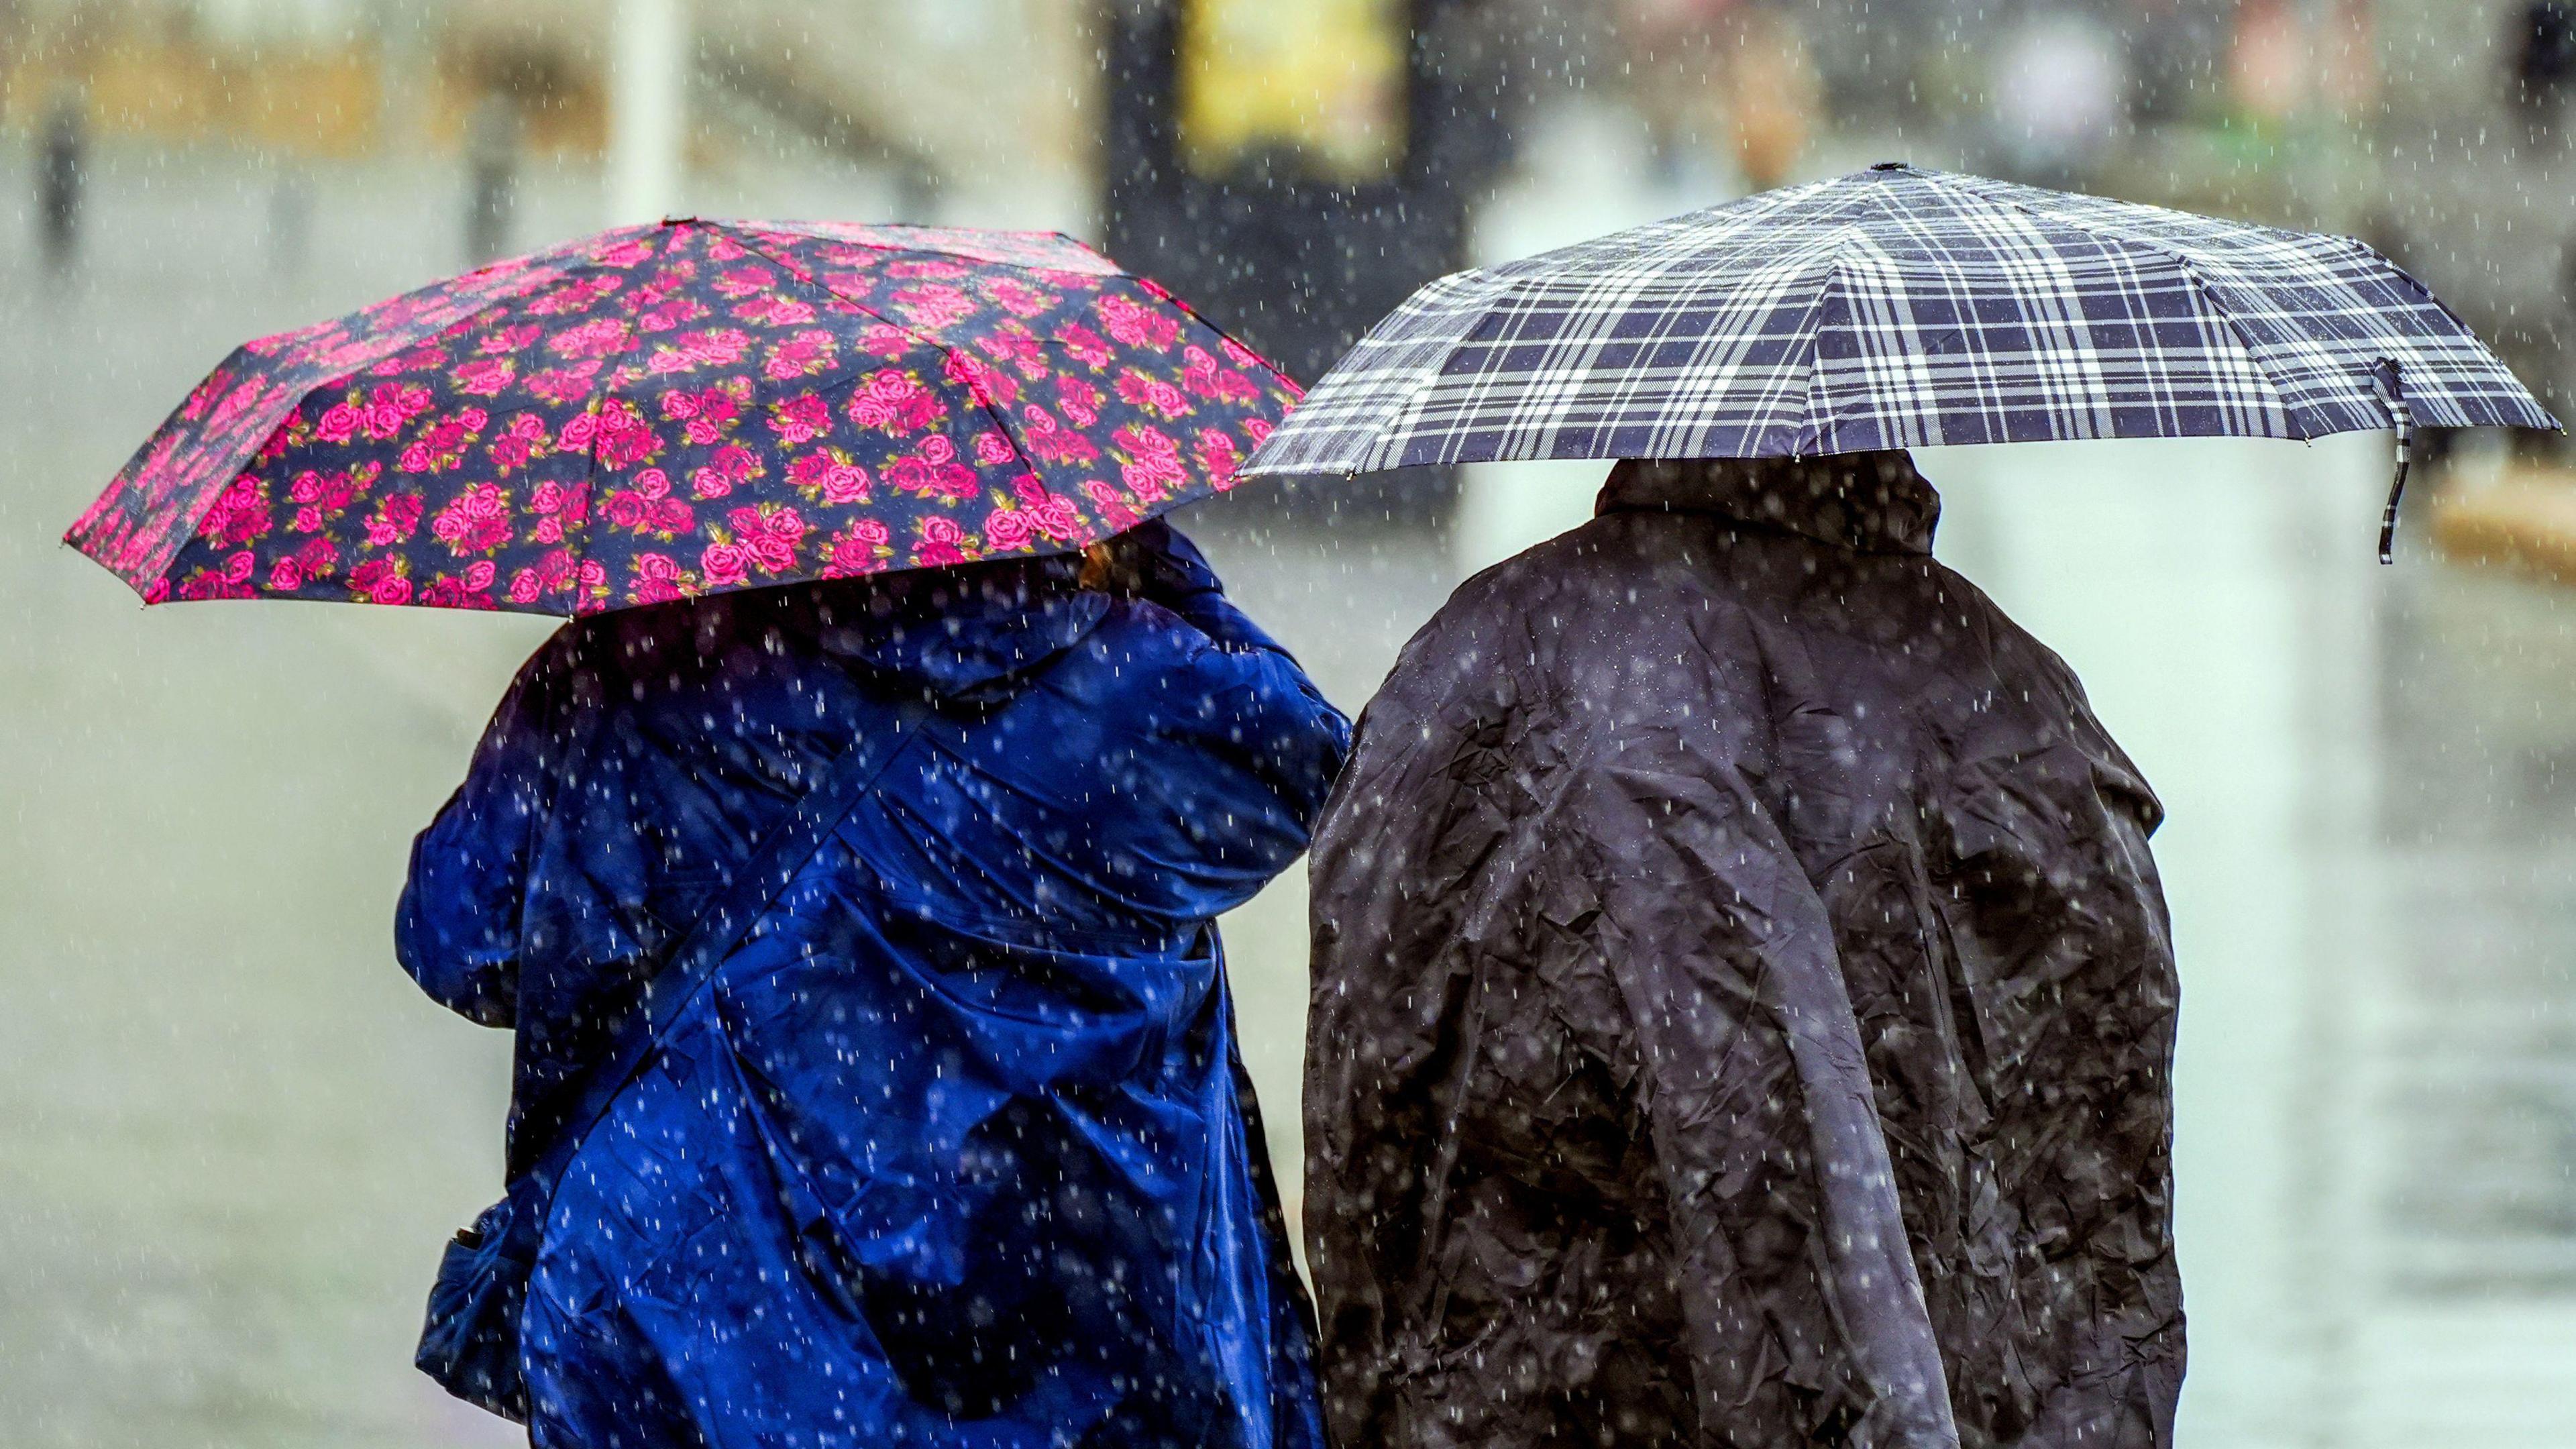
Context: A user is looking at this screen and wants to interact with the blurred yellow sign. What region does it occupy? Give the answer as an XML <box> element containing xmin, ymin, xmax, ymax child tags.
<box><xmin>1179</xmin><ymin>0</ymin><xmax>1406</xmax><ymax>182</ymax></box>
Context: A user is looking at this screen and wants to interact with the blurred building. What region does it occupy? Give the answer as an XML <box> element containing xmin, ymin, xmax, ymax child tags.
<box><xmin>1100</xmin><ymin>0</ymin><xmax>1528</xmax><ymax>388</ymax></box>
<box><xmin>0</xmin><ymin>0</ymin><xmax>1095</xmax><ymax>227</ymax></box>
<box><xmin>2375</xmin><ymin>0</ymin><xmax>2576</xmax><ymax>449</ymax></box>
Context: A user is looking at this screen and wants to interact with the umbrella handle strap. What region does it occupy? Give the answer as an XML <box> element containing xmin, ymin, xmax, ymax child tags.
<box><xmin>2376</xmin><ymin>358</ymin><xmax>2414</xmax><ymax>566</ymax></box>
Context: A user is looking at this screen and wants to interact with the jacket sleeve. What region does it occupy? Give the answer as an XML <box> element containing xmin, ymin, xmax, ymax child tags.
<box><xmin>1140</xmin><ymin>522</ymin><xmax>1352</xmax><ymax>834</ymax></box>
<box><xmin>1122</xmin><ymin>518</ymin><xmax>1295</xmax><ymax>657</ymax></box>
<box><xmin>1558</xmin><ymin>727</ymin><xmax>1960</xmax><ymax>1442</ymax></box>
<box><xmin>394</xmin><ymin>644</ymin><xmax>564</xmax><ymax>1028</ymax></box>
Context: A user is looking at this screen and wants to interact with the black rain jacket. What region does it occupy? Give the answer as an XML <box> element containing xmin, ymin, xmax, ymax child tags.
<box><xmin>1304</xmin><ymin>453</ymin><xmax>2182</xmax><ymax>1449</ymax></box>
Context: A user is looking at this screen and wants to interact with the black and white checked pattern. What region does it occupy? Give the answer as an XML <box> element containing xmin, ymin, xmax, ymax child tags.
<box><xmin>1242</xmin><ymin>164</ymin><xmax>2557</xmax><ymax>476</ymax></box>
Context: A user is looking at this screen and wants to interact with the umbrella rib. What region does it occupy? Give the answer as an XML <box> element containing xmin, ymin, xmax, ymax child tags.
<box><xmin>729</xmin><ymin>221</ymin><xmax>1116</xmax><ymax>280</ymax></box>
<box><xmin>1904</xmin><ymin>171</ymin><xmax>2310</xmax><ymax>439</ymax></box>
<box><xmin>1117</xmin><ymin>282</ymin><xmax>1305</xmax><ymax>398</ymax></box>
<box><xmin>569</xmin><ymin>223</ymin><xmax>690</xmax><ymax>616</ymax></box>
<box><xmin>1326</xmin><ymin>192</ymin><xmax>1875</xmax><ymax>472</ymax></box>
<box><xmin>2324</xmin><ymin>231</ymin><xmax>2493</xmax><ymax>346</ymax></box>
<box><xmin>747</xmin><ymin>222</ymin><xmax>1299</xmax><ymax>394</ymax></box>
<box><xmin>1357</xmin><ymin>270</ymin><xmax>1520</xmax><ymax>471</ymax></box>
<box><xmin>123</xmin><ymin>239</ymin><xmax>617</xmax><ymax>598</ymax></box>
<box><xmin>1792</xmin><ymin>251</ymin><xmax>1857</xmax><ymax>455</ymax></box>
<box><xmin>712</xmin><ymin>223</ymin><xmax>1044</xmax><ymax>506</ymax></box>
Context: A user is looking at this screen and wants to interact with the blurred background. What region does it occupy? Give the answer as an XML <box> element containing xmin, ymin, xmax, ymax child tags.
<box><xmin>5</xmin><ymin>1</ymin><xmax>2576</xmax><ymax>1444</ymax></box>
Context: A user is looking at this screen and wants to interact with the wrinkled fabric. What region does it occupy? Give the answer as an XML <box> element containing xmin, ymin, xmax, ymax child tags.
<box><xmin>1305</xmin><ymin>454</ymin><xmax>2182</xmax><ymax>1449</ymax></box>
<box><xmin>398</xmin><ymin>533</ymin><xmax>1350</xmax><ymax>1449</ymax></box>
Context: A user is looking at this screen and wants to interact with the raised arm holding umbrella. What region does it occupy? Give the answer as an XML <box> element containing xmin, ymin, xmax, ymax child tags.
<box><xmin>1250</xmin><ymin>164</ymin><xmax>2553</xmax><ymax>1449</ymax></box>
<box><xmin>65</xmin><ymin>222</ymin><xmax>1343</xmax><ymax>1448</ymax></box>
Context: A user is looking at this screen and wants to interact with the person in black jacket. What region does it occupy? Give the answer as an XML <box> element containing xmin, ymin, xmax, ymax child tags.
<box><xmin>1305</xmin><ymin>454</ymin><xmax>2182</xmax><ymax>1448</ymax></box>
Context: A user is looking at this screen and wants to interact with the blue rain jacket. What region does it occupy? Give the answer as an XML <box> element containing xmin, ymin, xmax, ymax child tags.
<box><xmin>397</xmin><ymin>530</ymin><xmax>1348</xmax><ymax>1449</ymax></box>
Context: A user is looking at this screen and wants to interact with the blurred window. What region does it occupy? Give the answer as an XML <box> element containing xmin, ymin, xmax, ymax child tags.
<box><xmin>1177</xmin><ymin>0</ymin><xmax>1408</xmax><ymax>182</ymax></box>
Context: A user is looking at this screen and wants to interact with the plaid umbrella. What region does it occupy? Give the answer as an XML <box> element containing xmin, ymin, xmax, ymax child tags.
<box><xmin>1243</xmin><ymin>163</ymin><xmax>2557</xmax><ymax>559</ymax></box>
<box><xmin>66</xmin><ymin>220</ymin><xmax>1295</xmax><ymax>614</ymax></box>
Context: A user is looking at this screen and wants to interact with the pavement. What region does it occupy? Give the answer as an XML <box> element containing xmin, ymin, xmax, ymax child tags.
<box><xmin>3</xmin><ymin>137</ymin><xmax>2574</xmax><ymax>1448</ymax></box>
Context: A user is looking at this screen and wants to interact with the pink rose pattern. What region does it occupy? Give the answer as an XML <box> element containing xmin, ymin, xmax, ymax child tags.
<box><xmin>66</xmin><ymin>219</ymin><xmax>1300</xmax><ymax>614</ymax></box>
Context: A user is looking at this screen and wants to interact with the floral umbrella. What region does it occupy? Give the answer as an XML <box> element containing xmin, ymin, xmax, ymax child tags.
<box><xmin>65</xmin><ymin>219</ymin><xmax>1299</xmax><ymax>614</ymax></box>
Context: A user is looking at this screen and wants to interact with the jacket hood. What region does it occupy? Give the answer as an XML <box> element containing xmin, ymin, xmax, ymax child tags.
<box><xmin>1597</xmin><ymin>451</ymin><xmax>1941</xmax><ymax>555</ymax></box>
<box><xmin>563</xmin><ymin>558</ymin><xmax>1110</xmax><ymax>708</ymax></box>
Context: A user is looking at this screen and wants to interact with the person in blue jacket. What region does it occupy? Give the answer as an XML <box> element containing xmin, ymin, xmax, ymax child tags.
<box><xmin>396</xmin><ymin>522</ymin><xmax>1348</xmax><ymax>1449</ymax></box>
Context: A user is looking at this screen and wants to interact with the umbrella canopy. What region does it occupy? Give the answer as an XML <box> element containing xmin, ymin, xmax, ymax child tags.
<box><xmin>1243</xmin><ymin>163</ymin><xmax>2556</xmax><ymax>555</ymax></box>
<box><xmin>67</xmin><ymin>220</ymin><xmax>1296</xmax><ymax>614</ymax></box>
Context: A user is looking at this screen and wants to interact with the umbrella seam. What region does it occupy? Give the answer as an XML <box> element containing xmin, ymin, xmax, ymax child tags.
<box><xmin>1916</xmin><ymin>169</ymin><xmax>2550</xmax><ymax>433</ymax></box>
<box><xmin>2332</xmin><ymin>233</ymin><xmax>2557</xmax><ymax>430</ymax></box>
<box><xmin>1366</xmin><ymin>271</ymin><xmax>1517</xmax><ymax>472</ymax></box>
<box><xmin>570</xmin><ymin>222</ymin><xmax>691</xmax><ymax>617</ymax></box>
<box><xmin>726</xmin><ymin>220</ymin><xmax>1301</xmax><ymax>517</ymax></box>
<box><xmin>1115</xmin><ymin>280</ymin><xmax>1306</xmax><ymax>396</ymax></box>
<box><xmin>710</xmin><ymin>222</ymin><xmax>1083</xmax><ymax>560</ymax></box>
<box><xmin>723</xmin><ymin>220</ymin><xmax>1119</xmax><ymax>280</ymax></box>
<box><xmin>138</xmin><ymin>237</ymin><xmax>620</xmax><ymax>602</ymax></box>
<box><xmin>1789</xmin><ymin>242</ymin><xmax>1866</xmax><ymax>457</ymax></box>
<box><xmin>1238</xmin><ymin>265</ymin><xmax>1501</xmax><ymax>477</ymax></box>
<box><xmin>1449</xmin><ymin>234</ymin><xmax>1854</xmax><ymax>467</ymax></box>
<box><xmin>1258</xmin><ymin>182</ymin><xmax>1890</xmax><ymax>475</ymax></box>
<box><xmin>1907</xmin><ymin>170</ymin><xmax>2314</xmax><ymax>440</ymax></box>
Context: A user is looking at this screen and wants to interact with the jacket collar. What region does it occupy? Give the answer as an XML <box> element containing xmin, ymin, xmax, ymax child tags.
<box><xmin>1595</xmin><ymin>451</ymin><xmax>1941</xmax><ymax>555</ymax></box>
<box><xmin>813</xmin><ymin>555</ymin><xmax>1109</xmax><ymax>699</ymax></box>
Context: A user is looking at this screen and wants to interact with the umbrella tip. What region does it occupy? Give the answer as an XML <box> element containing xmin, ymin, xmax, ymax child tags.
<box><xmin>1870</xmin><ymin>161</ymin><xmax>1913</xmax><ymax>172</ymax></box>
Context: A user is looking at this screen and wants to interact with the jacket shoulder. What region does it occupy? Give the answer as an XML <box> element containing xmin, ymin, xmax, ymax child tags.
<box><xmin>1379</xmin><ymin>516</ymin><xmax>1743</xmax><ymax>712</ymax></box>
